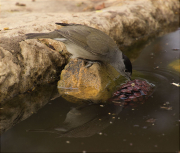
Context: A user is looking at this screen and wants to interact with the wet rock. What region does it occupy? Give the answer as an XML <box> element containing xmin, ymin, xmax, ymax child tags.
<box><xmin>110</xmin><ymin>79</ymin><xmax>154</xmax><ymax>105</ymax></box>
<box><xmin>0</xmin><ymin>0</ymin><xmax>179</xmax><ymax>102</ymax></box>
<box><xmin>58</xmin><ymin>59</ymin><xmax>120</xmax><ymax>103</ymax></box>
<box><xmin>0</xmin><ymin>36</ymin><xmax>66</xmax><ymax>103</ymax></box>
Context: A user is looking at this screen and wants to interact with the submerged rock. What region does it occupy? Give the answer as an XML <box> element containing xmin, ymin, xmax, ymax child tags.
<box><xmin>109</xmin><ymin>79</ymin><xmax>154</xmax><ymax>105</ymax></box>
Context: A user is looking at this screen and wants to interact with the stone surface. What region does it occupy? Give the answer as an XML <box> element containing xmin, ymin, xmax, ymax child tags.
<box><xmin>0</xmin><ymin>0</ymin><xmax>179</xmax><ymax>102</ymax></box>
<box><xmin>58</xmin><ymin>59</ymin><xmax>121</xmax><ymax>103</ymax></box>
<box><xmin>0</xmin><ymin>36</ymin><xmax>66</xmax><ymax>102</ymax></box>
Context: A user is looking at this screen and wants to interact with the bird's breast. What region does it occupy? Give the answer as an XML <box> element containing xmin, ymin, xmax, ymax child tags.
<box><xmin>65</xmin><ymin>42</ymin><xmax>106</xmax><ymax>61</ymax></box>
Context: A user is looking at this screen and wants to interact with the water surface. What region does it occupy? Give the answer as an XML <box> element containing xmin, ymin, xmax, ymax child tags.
<box><xmin>1</xmin><ymin>29</ymin><xmax>179</xmax><ymax>152</ymax></box>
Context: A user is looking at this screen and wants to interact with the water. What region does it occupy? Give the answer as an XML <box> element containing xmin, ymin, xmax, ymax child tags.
<box><xmin>1</xmin><ymin>29</ymin><xmax>179</xmax><ymax>152</ymax></box>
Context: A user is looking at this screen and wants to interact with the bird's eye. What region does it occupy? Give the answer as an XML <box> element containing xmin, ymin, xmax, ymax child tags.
<box><xmin>124</xmin><ymin>69</ymin><xmax>128</xmax><ymax>72</ymax></box>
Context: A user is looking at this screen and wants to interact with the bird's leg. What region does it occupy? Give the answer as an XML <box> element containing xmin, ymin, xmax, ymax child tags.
<box><xmin>83</xmin><ymin>60</ymin><xmax>101</xmax><ymax>68</ymax></box>
<box><xmin>84</xmin><ymin>61</ymin><xmax>93</xmax><ymax>68</ymax></box>
<box><xmin>77</xmin><ymin>58</ymin><xmax>101</xmax><ymax>68</ymax></box>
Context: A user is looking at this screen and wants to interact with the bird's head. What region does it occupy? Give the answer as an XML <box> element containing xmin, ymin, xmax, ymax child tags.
<box><xmin>121</xmin><ymin>54</ymin><xmax>132</xmax><ymax>80</ymax></box>
<box><xmin>113</xmin><ymin>53</ymin><xmax>132</xmax><ymax>80</ymax></box>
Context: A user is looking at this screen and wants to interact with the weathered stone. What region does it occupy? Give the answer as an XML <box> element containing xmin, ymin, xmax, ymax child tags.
<box><xmin>0</xmin><ymin>36</ymin><xmax>66</xmax><ymax>102</ymax></box>
<box><xmin>58</xmin><ymin>59</ymin><xmax>121</xmax><ymax>103</ymax></box>
<box><xmin>0</xmin><ymin>0</ymin><xmax>179</xmax><ymax>102</ymax></box>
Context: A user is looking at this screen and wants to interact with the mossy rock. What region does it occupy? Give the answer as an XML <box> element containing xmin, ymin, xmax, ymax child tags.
<box><xmin>57</xmin><ymin>59</ymin><xmax>123</xmax><ymax>103</ymax></box>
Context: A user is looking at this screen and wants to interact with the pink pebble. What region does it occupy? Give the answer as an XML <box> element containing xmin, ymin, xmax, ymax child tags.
<box><xmin>113</xmin><ymin>93</ymin><xmax>119</xmax><ymax>96</ymax></box>
<box><xmin>139</xmin><ymin>85</ymin><xmax>146</xmax><ymax>90</ymax></box>
<box><xmin>119</xmin><ymin>95</ymin><xmax>126</xmax><ymax>98</ymax></box>
<box><xmin>134</xmin><ymin>92</ymin><xmax>141</xmax><ymax>97</ymax></box>
<box><xmin>121</xmin><ymin>83</ymin><xmax>131</xmax><ymax>88</ymax></box>
<box><xmin>121</xmin><ymin>89</ymin><xmax>132</xmax><ymax>93</ymax></box>
<box><xmin>127</xmin><ymin>87</ymin><xmax>133</xmax><ymax>90</ymax></box>
<box><xmin>140</xmin><ymin>90</ymin><xmax>148</xmax><ymax>95</ymax></box>
<box><xmin>133</xmin><ymin>88</ymin><xmax>139</xmax><ymax>91</ymax></box>
<box><xmin>134</xmin><ymin>85</ymin><xmax>140</xmax><ymax>90</ymax></box>
<box><xmin>129</xmin><ymin>95</ymin><xmax>136</xmax><ymax>99</ymax></box>
<box><xmin>142</xmin><ymin>81</ymin><xmax>149</xmax><ymax>86</ymax></box>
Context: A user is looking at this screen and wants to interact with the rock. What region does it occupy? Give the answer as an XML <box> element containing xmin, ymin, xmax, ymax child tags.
<box><xmin>0</xmin><ymin>0</ymin><xmax>179</xmax><ymax>102</ymax></box>
<box><xmin>58</xmin><ymin>59</ymin><xmax>120</xmax><ymax>103</ymax></box>
<box><xmin>0</xmin><ymin>36</ymin><xmax>66</xmax><ymax>102</ymax></box>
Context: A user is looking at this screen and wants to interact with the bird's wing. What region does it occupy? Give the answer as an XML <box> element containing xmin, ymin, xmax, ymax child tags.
<box><xmin>55</xmin><ymin>25</ymin><xmax>117</xmax><ymax>56</ymax></box>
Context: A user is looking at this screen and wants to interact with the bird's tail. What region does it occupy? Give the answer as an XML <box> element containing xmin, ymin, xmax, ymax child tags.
<box><xmin>26</xmin><ymin>31</ymin><xmax>61</xmax><ymax>39</ymax></box>
<box><xmin>55</xmin><ymin>22</ymin><xmax>80</xmax><ymax>26</ymax></box>
<box><xmin>26</xmin><ymin>33</ymin><xmax>49</xmax><ymax>39</ymax></box>
<box><xmin>26</xmin><ymin>22</ymin><xmax>80</xmax><ymax>39</ymax></box>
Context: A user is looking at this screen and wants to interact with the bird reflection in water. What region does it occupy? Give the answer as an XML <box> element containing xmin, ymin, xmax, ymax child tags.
<box><xmin>27</xmin><ymin>102</ymin><xmax>123</xmax><ymax>138</ymax></box>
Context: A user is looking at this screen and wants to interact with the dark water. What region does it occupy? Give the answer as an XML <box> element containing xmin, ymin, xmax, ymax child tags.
<box><xmin>1</xmin><ymin>29</ymin><xmax>179</xmax><ymax>152</ymax></box>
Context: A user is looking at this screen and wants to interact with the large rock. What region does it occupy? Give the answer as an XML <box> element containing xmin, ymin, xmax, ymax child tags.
<box><xmin>0</xmin><ymin>0</ymin><xmax>179</xmax><ymax>102</ymax></box>
<box><xmin>0</xmin><ymin>36</ymin><xmax>67</xmax><ymax>103</ymax></box>
<box><xmin>58</xmin><ymin>59</ymin><xmax>121</xmax><ymax>103</ymax></box>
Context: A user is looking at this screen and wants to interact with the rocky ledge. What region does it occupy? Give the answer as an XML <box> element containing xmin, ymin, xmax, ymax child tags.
<box><xmin>0</xmin><ymin>0</ymin><xmax>179</xmax><ymax>102</ymax></box>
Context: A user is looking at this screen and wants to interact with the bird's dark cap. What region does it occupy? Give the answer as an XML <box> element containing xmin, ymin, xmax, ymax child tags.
<box><xmin>123</xmin><ymin>54</ymin><xmax>132</xmax><ymax>75</ymax></box>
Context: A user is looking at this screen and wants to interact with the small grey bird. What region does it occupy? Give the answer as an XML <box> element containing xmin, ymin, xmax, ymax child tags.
<box><xmin>26</xmin><ymin>23</ymin><xmax>132</xmax><ymax>80</ymax></box>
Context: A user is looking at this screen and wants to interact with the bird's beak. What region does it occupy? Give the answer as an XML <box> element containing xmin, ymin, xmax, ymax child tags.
<box><xmin>127</xmin><ymin>76</ymin><xmax>132</xmax><ymax>81</ymax></box>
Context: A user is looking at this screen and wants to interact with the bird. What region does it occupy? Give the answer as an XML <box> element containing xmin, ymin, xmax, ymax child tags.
<box><xmin>26</xmin><ymin>23</ymin><xmax>132</xmax><ymax>80</ymax></box>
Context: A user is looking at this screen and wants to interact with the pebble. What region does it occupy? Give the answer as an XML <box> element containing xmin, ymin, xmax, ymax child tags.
<box><xmin>133</xmin><ymin>125</ymin><xmax>139</xmax><ymax>127</ymax></box>
<box><xmin>99</xmin><ymin>132</ymin><xmax>102</xmax><ymax>135</ymax></box>
<box><xmin>160</xmin><ymin>106</ymin><xmax>172</xmax><ymax>110</ymax></box>
<box><xmin>142</xmin><ymin>126</ymin><xmax>148</xmax><ymax>129</ymax></box>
